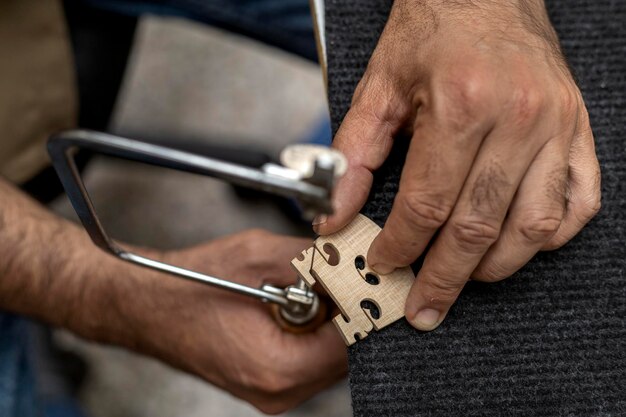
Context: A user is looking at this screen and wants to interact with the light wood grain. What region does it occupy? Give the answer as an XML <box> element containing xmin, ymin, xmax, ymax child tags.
<box><xmin>291</xmin><ymin>214</ymin><xmax>414</xmax><ymax>345</ymax></box>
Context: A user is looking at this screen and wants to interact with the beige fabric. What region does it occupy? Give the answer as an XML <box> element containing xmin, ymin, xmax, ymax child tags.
<box><xmin>0</xmin><ymin>0</ymin><xmax>77</xmax><ymax>184</ymax></box>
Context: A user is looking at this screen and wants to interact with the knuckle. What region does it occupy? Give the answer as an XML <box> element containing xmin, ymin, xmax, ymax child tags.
<box><xmin>507</xmin><ymin>85</ymin><xmax>545</xmax><ymax>125</ymax></box>
<box><xmin>253</xmin><ymin>399</ymin><xmax>291</xmax><ymax>415</ymax></box>
<box><xmin>472</xmin><ymin>261</ymin><xmax>509</xmax><ymax>283</ymax></box>
<box><xmin>516</xmin><ymin>212</ymin><xmax>563</xmax><ymax>243</ymax></box>
<box><xmin>572</xmin><ymin>170</ymin><xmax>602</xmax><ymax>225</ymax></box>
<box><xmin>241</xmin><ymin>229</ymin><xmax>271</xmax><ymax>252</ymax></box>
<box><xmin>448</xmin><ymin>70</ymin><xmax>490</xmax><ymax>107</ymax></box>
<box><xmin>543</xmin><ymin>233</ymin><xmax>568</xmax><ymax>251</ymax></box>
<box><xmin>352</xmin><ymin>73</ymin><xmax>409</xmax><ymax>126</ymax></box>
<box><xmin>238</xmin><ymin>229</ymin><xmax>274</xmax><ymax>266</ymax></box>
<box><xmin>230</xmin><ymin>358</ymin><xmax>295</xmax><ymax>414</ymax></box>
<box><xmin>420</xmin><ymin>272</ymin><xmax>462</xmax><ymax>305</ymax></box>
<box><xmin>558</xmin><ymin>85</ymin><xmax>580</xmax><ymax>121</ymax></box>
<box><xmin>243</xmin><ymin>228</ymin><xmax>271</xmax><ymax>243</ymax></box>
<box><xmin>449</xmin><ymin>217</ymin><xmax>501</xmax><ymax>253</ymax></box>
<box><xmin>439</xmin><ymin>73</ymin><xmax>491</xmax><ymax>131</ymax></box>
<box><xmin>577</xmin><ymin>195</ymin><xmax>602</xmax><ymax>223</ymax></box>
<box><xmin>400</xmin><ymin>192</ymin><xmax>454</xmax><ymax>230</ymax></box>
<box><xmin>587</xmin><ymin>195</ymin><xmax>602</xmax><ymax>217</ymax></box>
<box><xmin>576</xmin><ymin>107</ymin><xmax>593</xmax><ymax>133</ymax></box>
<box><xmin>586</xmin><ymin>173</ymin><xmax>602</xmax><ymax>217</ymax></box>
<box><xmin>253</xmin><ymin>372</ymin><xmax>293</xmax><ymax>397</ymax></box>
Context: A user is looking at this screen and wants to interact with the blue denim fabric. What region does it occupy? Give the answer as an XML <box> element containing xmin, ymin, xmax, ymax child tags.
<box><xmin>0</xmin><ymin>313</ymin><xmax>41</xmax><ymax>417</ymax></box>
<box><xmin>83</xmin><ymin>0</ymin><xmax>317</xmax><ymax>60</ymax></box>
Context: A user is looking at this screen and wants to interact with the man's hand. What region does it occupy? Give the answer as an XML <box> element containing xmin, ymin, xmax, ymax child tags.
<box><xmin>0</xmin><ymin>178</ymin><xmax>345</xmax><ymax>414</ymax></box>
<box><xmin>86</xmin><ymin>231</ymin><xmax>347</xmax><ymax>414</ymax></box>
<box><xmin>315</xmin><ymin>0</ymin><xmax>601</xmax><ymax>330</ymax></box>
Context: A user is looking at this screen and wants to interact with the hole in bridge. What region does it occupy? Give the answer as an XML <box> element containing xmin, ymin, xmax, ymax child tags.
<box><xmin>322</xmin><ymin>243</ymin><xmax>340</xmax><ymax>266</ymax></box>
<box><xmin>354</xmin><ymin>255</ymin><xmax>365</xmax><ymax>270</ymax></box>
<box><xmin>360</xmin><ymin>300</ymin><xmax>380</xmax><ymax>320</ymax></box>
<box><xmin>364</xmin><ymin>273</ymin><xmax>380</xmax><ymax>285</ymax></box>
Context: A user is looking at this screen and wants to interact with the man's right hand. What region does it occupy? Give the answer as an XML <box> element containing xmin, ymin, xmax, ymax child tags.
<box><xmin>81</xmin><ymin>230</ymin><xmax>347</xmax><ymax>414</ymax></box>
<box><xmin>0</xmin><ymin>179</ymin><xmax>345</xmax><ymax>414</ymax></box>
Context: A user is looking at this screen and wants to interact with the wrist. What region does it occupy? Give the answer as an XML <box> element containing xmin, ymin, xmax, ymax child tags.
<box><xmin>73</xmin><ymin>244</ymin><xmax>214</xmax><ymax>375</ymax></box>
<box><xmin>393</xmin><ymin>0</ymin><xmax>552</xmax><ymax>33</ymax></box>
<box><xmin>392</xmin><ymin>0</ymin><xmax>561</xmax><ymax>67</ymax></box>
<box><xmin>67</xmin><ymin>241</ymin><xmax>165</xmax><ymax>350</ymax></box>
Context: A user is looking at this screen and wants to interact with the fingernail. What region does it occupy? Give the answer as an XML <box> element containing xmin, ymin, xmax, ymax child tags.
<box><xmin>312</xmin><ymin>214</ymin><xmax>327</xmax><ymax>226</ymax></box>
<box><xmin>371</xmin><ymin>263</ymin><xmax>395</xmax><ymax>275</ymax></box>
<box><xmin>411</xmin><ymin>308</ymin><xmax>441</xmax><ymax>331</ymax></box>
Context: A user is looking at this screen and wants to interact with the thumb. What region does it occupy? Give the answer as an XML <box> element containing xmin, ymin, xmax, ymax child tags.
<box><xmin>314</xmin><ymin>75</ymin><xmax>407</xmax><ymax>235</ymax></box>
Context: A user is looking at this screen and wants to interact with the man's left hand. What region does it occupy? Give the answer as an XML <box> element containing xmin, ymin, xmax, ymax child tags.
<box><xmin>315</xmin><ymin>0</ymin><xmax>601</xmax><ymax>331</ymax></box>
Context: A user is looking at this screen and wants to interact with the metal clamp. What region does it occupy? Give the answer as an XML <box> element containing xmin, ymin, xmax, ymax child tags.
<box><xmin>47</xmin><ymin>130</ymin><xmax>345</xmax><ymax>324</ymax></box>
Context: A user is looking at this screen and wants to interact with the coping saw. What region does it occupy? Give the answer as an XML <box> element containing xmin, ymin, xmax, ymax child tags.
<box><xmin>47</xmin><ymin>130</ymin><xmax>346</xmax><ymax>331</ymax></box>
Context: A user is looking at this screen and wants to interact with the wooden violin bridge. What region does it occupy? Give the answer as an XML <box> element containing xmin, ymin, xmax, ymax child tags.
<box><xmin>291</xmin><ymin>214</ymin><xmax>414</xmax><ymax>345</ymax></box>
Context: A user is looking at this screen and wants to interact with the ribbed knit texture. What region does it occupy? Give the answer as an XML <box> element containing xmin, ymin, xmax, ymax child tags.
<box><xmin>325</xmin><ymin>1</ymin><xmax>626</xmax><ymax>415</ymax></box>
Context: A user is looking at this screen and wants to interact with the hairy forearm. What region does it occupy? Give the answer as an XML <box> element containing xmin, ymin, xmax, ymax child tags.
<box><xmin>0</xmin><ymin>178</ymin><xmax>86</xmax><ymax>322</ymax></box>
<box><xmin>0</xmin><ymin>178</ymin><xmax>349</xmax><ymax>410</ymax></box>
<box><xmin>0</xmin><ymin>177</ymin><xmax>139</xmax><ymax>344</ymax></box>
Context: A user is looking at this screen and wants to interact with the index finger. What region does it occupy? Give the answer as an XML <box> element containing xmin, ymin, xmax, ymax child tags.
<box><xmin>314</xmin><ymin>74</ymin><xmax>407</xmax><ymax>236</ymax></box>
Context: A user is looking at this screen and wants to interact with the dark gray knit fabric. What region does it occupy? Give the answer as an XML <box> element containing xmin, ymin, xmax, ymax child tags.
<box><xmin>325</xmin><ymin>1</ymin><xmax>626</xmax><ymax>415</ymax></box>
